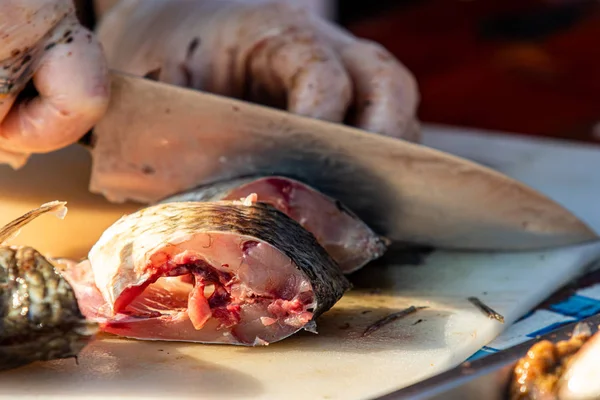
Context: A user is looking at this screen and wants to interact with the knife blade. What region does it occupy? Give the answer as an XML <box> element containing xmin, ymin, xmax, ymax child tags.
<box><xmin>84</xmin><ymin>70</ymin><xmax>597</xmax><ymax>250</ymax></box>
<box><xmin>375</xmin><ymin>312</ymin><xmax>600</xmax><ymax>400</ymax></box>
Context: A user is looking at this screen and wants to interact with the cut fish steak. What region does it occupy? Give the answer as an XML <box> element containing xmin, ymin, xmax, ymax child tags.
<box><xmin>68</xmin><ymin>199</ymin><xmax>351</xmax><ymax>345</ymax></box>
<box><xmin>162</xmin><ymin>176</ymin><xmax>388</xmax><ymax>273</ymax></box>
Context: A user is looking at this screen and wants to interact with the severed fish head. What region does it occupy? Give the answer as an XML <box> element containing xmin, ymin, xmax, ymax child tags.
<box><xmin>0</xmin><ymin>202</ymin><xmax>97</xmax><ymax>371</ymax></box>
<box><xmin>0</xmin><ymin>247</ymin><xmax>97</xmax><ymax>370</ymax></box>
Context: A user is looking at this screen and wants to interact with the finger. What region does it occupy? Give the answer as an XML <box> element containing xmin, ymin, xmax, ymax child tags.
<box><xmin>0</xmin><ymin>68</ymin><xmax>27</xmax><ymax>168</ymax></box>
<box><xmin>0</xmin><ymin>18</ymin><xmax>109</xmax><ymax>154</ymax></box>
<box><xmin>0</xmin><ymin>94</ymin><xmax>16</xmax><ymax>124</ymax></box>
<box><xmin>246</xmin><ymin>31</ymin><xmax>353</xmax><ymax>123</ymax></box>
<box><xmin>338</xmin><ymin>39</ymin><xmax>420</xmax><ymax>141</ymax></box>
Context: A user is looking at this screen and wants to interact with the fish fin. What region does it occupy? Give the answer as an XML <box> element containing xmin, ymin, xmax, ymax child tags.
<box><xmin>0</xmin><ymin>201</ymin><xmax>68</xmax><ymax>244</ymax></box>
<box><xmin>380</xmin><ymin>235</ymin><xmax>392</xmax><ymax>247</ymax></box>
<box><xmin>252</xmin><ymin>337</ymin><xmax>270</xmax><ymax>346</ymax></box>
<box><xmin>304</xmin><ymin>320</ymin><xmax>318</xmax><ymax>334</ymax></box>
<box><xmin>48</xmin><ymin>257</ymin><xmax>80</xmax><ymax>272</ymax></box>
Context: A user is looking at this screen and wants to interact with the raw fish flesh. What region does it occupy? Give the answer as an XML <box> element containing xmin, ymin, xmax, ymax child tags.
<box><xmin>64</xmin><ymin>197</ymin><xmax>350</xmax><ymax>345</ymax></box>
<box><xmin>163</xmin><ymin>176</ymin><xmax>388</xmax><ymax>273</ymax></box>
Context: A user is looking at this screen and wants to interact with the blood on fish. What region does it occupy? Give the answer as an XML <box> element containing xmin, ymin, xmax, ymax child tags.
<box><xmin>124</xmin><ymin>259</ymin><xmax>242</xmax><ymax>330</ymax></box>
<box><xmin>263</xmin><ymin>177</ymin><xmax>293</xmax><ymax>212</ymax></box>
<box><xmin>68</xmin><ymin>201</ymin><xmax>350</xmax><ymax>346</ymax></box>
<box><xmin>207</xmin><ymin>286</ymin><xmax>230</xmax><ymax>308</ymax></box>
<box><xmin>242</xmin><ymin>240</ymin><xmax>259</xmax><ymax>253</ymax></box>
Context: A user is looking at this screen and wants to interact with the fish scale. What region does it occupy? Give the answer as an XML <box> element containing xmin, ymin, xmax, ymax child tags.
<box><xmin>161</xmin><ymin>176</ymin><xmax>389</xmax><ymax>273</ymax></box>
<box><xmin>0</xmin><ymin>202</ymin><xmax>97</xmax><ymax>371</ymax></box>
<box><xmin>74</xmin><ymin>199</ymin><xmax>351</xmax><ymax>345</ymax></box>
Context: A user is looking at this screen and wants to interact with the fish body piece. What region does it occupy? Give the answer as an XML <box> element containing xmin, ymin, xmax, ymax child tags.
<box><xmin>0</xmin><ymin>202</ymin><xmax>96</xmax><ymax>370</ymax></box>
<box><xmin>162</xmin><ymin>176</ymin><xmax>388</xmax><ymax>273</ymax></box>
<box><xmin>75</xmin><ymin>199</ymin><xmax>350</xmax><ymax>345</ymax></box>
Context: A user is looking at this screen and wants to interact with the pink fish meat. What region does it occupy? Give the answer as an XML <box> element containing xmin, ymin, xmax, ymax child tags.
<box><xmin>63</xmin><ymin>198</ymin><xmax>350</xmax><ymax>345</ymax></box>
<box><xmin>163</xmin><ymin>176</ymin><xmax>389</xmax><ymax>273</ymax></box>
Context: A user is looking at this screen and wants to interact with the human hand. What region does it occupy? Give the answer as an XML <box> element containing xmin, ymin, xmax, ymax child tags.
<box><xmin>0</xmin><ymin>0</ymin><xmax>109</xmax><ymax>168</ymax></box>
<box><xmin>97</xmin><ymin>0</ymin><xmax>420</xmax><ymax>142</ymax></box>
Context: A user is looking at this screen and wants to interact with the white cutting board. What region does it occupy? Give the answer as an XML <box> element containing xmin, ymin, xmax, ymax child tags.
<box><xmin>0</xmin><ymin>125</ymin><xmax>599</xmax><ymax>400</ymax></box>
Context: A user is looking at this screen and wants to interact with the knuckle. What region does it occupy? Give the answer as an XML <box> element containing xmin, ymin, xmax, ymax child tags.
<box><xmin>309</xmin><ymin>60</ymin><xmax>352</xmax><ymax>109</ymax></box>
<box><xmin>351</xmin><ymin>39</ymin><xmax>420</xmax><ymax>104</ymax></box>
<box><xmin>327</xmin><ymin>64</ymin><xmax>352</xmax><ymax>98</ymax></box>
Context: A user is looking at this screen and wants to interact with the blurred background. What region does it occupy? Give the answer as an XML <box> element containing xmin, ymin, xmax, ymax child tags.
<box><xmin>337</xmin><ymin>0</ymin><xmax>600</xmax><ymax>144</ymax></box>
<box><xmin>76</xmin><ymin>0</ymin><xmax>600</xmax><ymax>144</ymax></box>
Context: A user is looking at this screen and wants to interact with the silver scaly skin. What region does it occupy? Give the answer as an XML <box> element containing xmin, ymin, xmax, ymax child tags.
<box><xmin>161</xmin><ymin>176</ymin><xmax>389</xmax><ymax>274</ymax></box>
<box><xmin>78</xmin><ymin>198</ymin><xmax>351</xmax><ymax>345</ymax></box>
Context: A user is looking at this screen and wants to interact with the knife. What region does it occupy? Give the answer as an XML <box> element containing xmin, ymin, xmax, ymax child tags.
<box><xmin>82</xmin><ymin>70</ymin><xmax>597</xmax><ymax>251</ymax></box>
<box><xmin>375</xmin><ymin>312</ymin><xmax>600</xmax><ymax>400</ymax></box>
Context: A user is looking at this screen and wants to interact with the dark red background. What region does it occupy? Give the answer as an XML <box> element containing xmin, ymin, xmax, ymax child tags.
<box><xmin>342</xmin><ymin>0</ymin><xmax>600</xmax><ymax>144</ymax></box>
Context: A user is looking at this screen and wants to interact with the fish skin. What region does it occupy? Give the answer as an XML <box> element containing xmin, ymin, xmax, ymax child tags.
<box><xmin>0</xmin><ymin>202</ymin><xmax>97</xmax><ymax>371</ymax></box>
<box><xmin>0</xmin><ymin>247</ymin><xmax>95</xmax><ymax>370</ymax></box>
<box><xmin>160</xmin><ymin>178</ymin><xmax>247</xmax><ymax>203</ymax></box>
<box><xmin>87</xmin><ymin>200</ymin><xmax>351</xmax><ymax>344</ymax></box>
<box><xmin>161</xmin><ymin>176</ymin><xmax>389</xmax><ymax>273</ymax></box>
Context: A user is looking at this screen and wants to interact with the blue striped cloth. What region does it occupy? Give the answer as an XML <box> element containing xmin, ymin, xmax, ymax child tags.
<box><xmin>468</xmin><ymin>282</ymin><xmax>600</xmax><ymax>361</ymax></box>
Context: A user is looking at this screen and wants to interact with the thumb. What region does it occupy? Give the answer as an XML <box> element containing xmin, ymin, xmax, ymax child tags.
<box><xmin>0</xmin><ymin>16</ymin><xmax>109</xmax><ymax>159</ymax></box>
